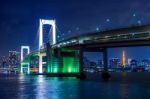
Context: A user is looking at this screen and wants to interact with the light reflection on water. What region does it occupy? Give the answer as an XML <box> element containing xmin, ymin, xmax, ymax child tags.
<box><xmin>36</xmin><ymin>75</ymin><xmax>46</xmax><ymax>99</ymax></box>
<box><xmin>0</xmin><ymin>74</ymin><xmax>149</xmax><ymax>99</ymax></box>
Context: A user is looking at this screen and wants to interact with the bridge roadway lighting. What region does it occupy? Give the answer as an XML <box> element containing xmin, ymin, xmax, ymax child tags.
<box><xmin>21</xmin><ymin>46</ymin><xmax>30</xmax><ymax>74</ymax></box>
<box><xmin>39</xmin><ymin>19</ymin><xmax>56</xmax><ymax>74</ymax></box>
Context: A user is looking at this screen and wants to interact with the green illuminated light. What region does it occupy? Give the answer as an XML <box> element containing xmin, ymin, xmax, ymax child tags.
<box><xmin>62</xmin><ymin>56</ymin><xmax>79</xmax><ymax>73</ymax></box>
<box><xmin>68</xmin><ymin>67</ymin><xmax>72</xmax><ymax>73</ymax></box>
<box><xmin>47</xmin><ymin>55</ymin><xmax>79</xmax><ymax>73</ymax></box>
<box><xmin>96</xmin><ymin>27</ymin><xmax>100</xmax><ymax>31</ymax></box>
<box><xmin>53</xmin><ymin>68</ymin><xmax>58</xmax><ymax>73</ymax></box>
<box><xmin>23</xmin><ymin>47</ymin><xmax>80</xmax><ymax>74</ymax></box>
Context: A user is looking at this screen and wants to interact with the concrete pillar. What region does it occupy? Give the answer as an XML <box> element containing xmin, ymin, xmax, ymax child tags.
<box><xmin>46</xmin><ymin>43</ymin><xmax>51</xmax><ymax>73</ymax></box>
<box><xmin>103</xmin><ymin>48</ymin><xmax>108</xmax><ymax>72</ymax></box>
<box><xmin>39</xmin><ymin>53</ymin><xmax>43</xmax><ymax>73</ymax></box>
<box><xmin>27</xmin><ymin>63</ymin><xmax>30</xmax><ymax>74</ymax></box>
<box><xmin>79</xmin><ymin>47</ymin><xmax>83</xmax><ymax>73</ymax></box>
<box><xmin>20</xmin><ymin>63</ymin><xmax>23</xmax><ymax>73</ymax></box>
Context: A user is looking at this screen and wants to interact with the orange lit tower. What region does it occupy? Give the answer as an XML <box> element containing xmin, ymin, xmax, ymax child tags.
<box><xmin>122</xmin><ymin>50</ymin><xmax>126</xmax><ymax>67</ymax></box>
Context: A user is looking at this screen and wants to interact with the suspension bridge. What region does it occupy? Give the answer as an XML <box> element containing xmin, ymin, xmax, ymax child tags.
<box><xmin>21</xmin><ymin>19</ymin><xmax>150</xmax><ymax>75</ymax></box>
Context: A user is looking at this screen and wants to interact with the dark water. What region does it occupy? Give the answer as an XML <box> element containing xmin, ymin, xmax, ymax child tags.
<box><xmin>0</xmin><ymin>74</ymin><xmax>150</xmax><ymax>99</ymax></box>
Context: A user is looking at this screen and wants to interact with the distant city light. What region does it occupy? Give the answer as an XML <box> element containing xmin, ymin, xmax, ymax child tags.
<box><xmin>57</xmin><ymin>35</ymin><xmax>60</xmax><ymax>38</ymax></box>
<box><xmin>76</xmin><ymin>27</ymin><xmax>79</xmax><ymax>31</ymax></box>
<box><xmin>96</xmin><ymin>27</ymin><xmax>100</xmax><ymax>31</ymax></box>
<box><xmin>133</xmin><ymin>13</ymin><xmax>136</xmax><ymax>17</ymax></box>
<box><xmin>106</xmin><ymin>18</ymin><xmax>110</xmax><ymax>22</ymax></box>
<box><xmin>68</xmin><ymin>30</ymin><xmax>71</xmax><ymax>33</ymax></box>
<box><xmin>137</xmin><ymin>20</ymin><xmax>142</xmax><ymax>25</ymax></box>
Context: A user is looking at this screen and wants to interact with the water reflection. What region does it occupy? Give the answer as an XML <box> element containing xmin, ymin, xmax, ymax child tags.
<box><xmin>18</xmin><ymin>75</ymin><xmax>80</xmax><ymax>99</ymax></box>
<box><xmin>120</xmin><ymin>83</ymin><xmax>129</xmax><ymax>99</ymax></box>
<box><xmin>0</xmin><ymin>74</ymin><xmax>149</xmax><ymax>99</ymax></box>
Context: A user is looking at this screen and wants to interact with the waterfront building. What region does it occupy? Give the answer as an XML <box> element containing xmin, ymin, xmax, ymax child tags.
<box><xmin>109</xmin><ymin>58</ymin><xmax>121</xmax><ymax>68</ymax></box>
<box><xmin>141</xmin><ymin>59</ymin><xmax>150</xmax><ymax>70</ymax></box>
<box><xmin>130</xmin><ymin>59</ymin><xmax>138</xmax><ymax>68</ymax></box>
<box><xmin>97</xmin><ymin>60</ymin><xmax>103</xmax><ymax>67</ymax></box>
<box><xmin>8</xmin><ymin>51</ymin><xmax>20</xmax><ymax>72</ymax></box>
<box><xmin>127</xmin><ymin>58</ymin><xmax>132</xmax><ymax>66</ymax></box>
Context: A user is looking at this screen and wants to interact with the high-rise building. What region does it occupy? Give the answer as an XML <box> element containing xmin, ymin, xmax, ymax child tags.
<box><xmin>141</xmin><ymin>59</ymin><xmax>149</xmax><ymax>68</ymax></box>
<box><xmin>109</xmin><ymin>58</ymin><xmax>120</xmax><ymax>68</ymax></box>
<box><xmin>8</xmin><ymin>51</ymin><xmax>20</xmax><ymax>69</ymax></box>
<box><xmin>97</xmin><ymin>60</ymin><xmax>103</xmax><ymax>67</ymax></box>
<box><xmin>130</xmin><ymin>59</ymin><xmax>137</xmax><ymax>68</ymax></box>
<box><xmin>127</xmin><ymin>58</ymin><xmax>132</xmax><ymax>66</ymax></box>
<box><xmin>83</xmin><ymin>57</ymin><xmax>90</xmax><ymax>68</ymax></box>
<box><xmin>0</xmin><ymin>56</ymin><xmax>8</xmax><ymax>68</ymax></box>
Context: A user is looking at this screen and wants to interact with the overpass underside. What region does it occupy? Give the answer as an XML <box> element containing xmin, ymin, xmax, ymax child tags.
<box><xmin>46</xmin><ymin>47</ymin><xmax>80</xmax><ymax>74</ymax></box>
<box><xmin>22</xmin><ymin>45</ymin><xmax>80</xmax><ymax>74</ymax></box>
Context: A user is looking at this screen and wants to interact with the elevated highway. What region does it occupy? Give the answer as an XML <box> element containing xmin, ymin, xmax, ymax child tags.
<box><xmin>53</xmin><ymin>25</ymin><xmax>150</xmax><ymax>49</ymax></box>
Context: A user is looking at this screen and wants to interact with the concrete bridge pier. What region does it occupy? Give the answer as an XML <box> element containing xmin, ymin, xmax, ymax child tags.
<box><xmin>103</xmin><ymin>48</ymin><xmax>108</xmax><ymax>72</ymax></box>
<box><xmin>78</xmin><ymin>46</ymin><xmax>86</xmax><ymax>79</ymax></box>
<box><xmin>102</xmin><ymin>48</ymin><xmax>111</xmax><ymax>80</ymax></box>
<box><xmin>79</xmin><ymin>47</ymin><xmax>108</xmax><ymax>72</ymax></box>
<box><xmin>79</xmin><ymin>46</ymin><xmax>83</xmax><ymax>73</ymax></box>
<box><xmin>78</xmin><ymin>47</ymin><xmax>110</xmax><ymax>79</ymax></box>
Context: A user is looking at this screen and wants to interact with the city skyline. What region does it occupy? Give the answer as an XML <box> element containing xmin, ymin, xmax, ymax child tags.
<box><xmin>84</xmin><ymin>46</ymin><xmax>150</xmax><ymax>62</ymax></box>
<box><xmin>2</xmin><ymin>46</ymin><xmax>150</xmax><ymax>62</ymax></box>
<box><xmin>2</xmin><ymin>46</ymin><xmax>150</xmax><ymax>61</ymax></box>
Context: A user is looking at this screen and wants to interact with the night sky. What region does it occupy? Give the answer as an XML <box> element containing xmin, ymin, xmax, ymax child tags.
<box><xmin>0</xmin><ymin>0</ymin><xmax>150</xmax><ymax>59</ymax></box>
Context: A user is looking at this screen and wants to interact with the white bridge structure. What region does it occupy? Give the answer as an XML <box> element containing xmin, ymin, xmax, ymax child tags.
<box><xmin>39</xmin><ymin>19</ymin><xmax>56</xmax><ymax>73</ymax></box>
<box><xmin>20</xmin><ymin>46</ymin><xmax>30</xmax><ymax>74</ymax></box>
<box><xmin>21</xmin><ymin>19</ymin><xmax>56</xmax><ymax>74</ymax></box>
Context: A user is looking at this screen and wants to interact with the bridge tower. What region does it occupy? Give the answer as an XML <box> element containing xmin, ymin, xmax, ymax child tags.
<box><xmin>20</xmin><ymin>46</ymin><xmax>30</xmax><ymax>74</ymax></box>
<box><xmin>38</xmin><ymin>19</ymin><xmax>56</xmax><ymax>73</ymax></box>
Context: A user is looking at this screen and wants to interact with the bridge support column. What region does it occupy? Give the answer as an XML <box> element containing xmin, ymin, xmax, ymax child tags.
<box><xmin>103</xmin><ymin>48</ymin><xmax>108</xmax><ymax>72</ymax></box>
<box><xmin>39</xmin><ymin>53</ymin><xmax>43</xmax><ymax>74</ymax></box>
<box><xmin>20</xmin><ymin>63</ymin><xmax>30</xmax><ymax>74</ymax></box>
<box><xmin>27</xmin><ymin>63</ymin><xmax>30</xmax><ymax>74</ymax></box>
<box><xmin>46</xmin><ymin>43</ymin><xmax>51</xmax><ymax>73</ymax></box>
<box><xmin>79</xmin><ymin>47</ymin><xmax>83</xmax><ymax>73</ymax></box>
<box><xmin>20</xmin><ymin>64</ymin><xmax>23</xmax><ymax>73</ymax></box>
<box><xmin>20</xmin><ymin>46</ymin><xmax>30</xmax><ymax>74</ymax></box>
